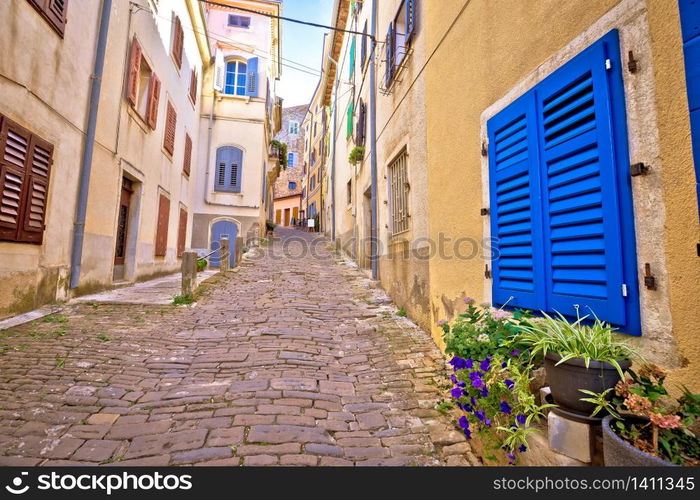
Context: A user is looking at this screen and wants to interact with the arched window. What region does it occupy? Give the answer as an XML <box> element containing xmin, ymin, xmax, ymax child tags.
<box><xmin>215</xmin><ymin>146</ymin><xmax>243</xmax><ymax>193</ymax></box>
<box><xmin>225</xmin><ymin>60</ymin><xmax>248</xmax><ymax>96</ymax></box>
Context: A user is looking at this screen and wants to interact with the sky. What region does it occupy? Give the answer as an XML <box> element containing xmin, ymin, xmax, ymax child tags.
<box><xmin>276</xmin><ymin>0</ymin><xmax>335</xmax><ymax>107</ymax></box>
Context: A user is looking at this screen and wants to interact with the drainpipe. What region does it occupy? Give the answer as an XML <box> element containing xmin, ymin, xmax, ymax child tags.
<box><xmin>369</xmin><ymin>0</ymin><xmax>379</xmax><ymax>280</ymax></box>
<box><xmin>326</xmin><ymin>54</ymin><xmax>339</xmax><ymax>241</ymax></box>
<box><xmin>69</xmin><ymin>0</ymin><xmax>112</xmax><ymax>289</ymax></box>
<box><xmin>203</xmin><ymin>91</ymin><xmax>216</xmax><ymax>204</ymax></box>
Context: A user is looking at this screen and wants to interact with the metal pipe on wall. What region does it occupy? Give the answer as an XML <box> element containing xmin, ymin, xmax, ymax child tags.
<box><xmin>369</xmin><ymin>0</ymin><xmax>379</xmax><ymax>280</ymax></box>
<box><xmin>69</xmin><ymin>0</ymin><xmax>113</xmax><ymax>289</ymax></box>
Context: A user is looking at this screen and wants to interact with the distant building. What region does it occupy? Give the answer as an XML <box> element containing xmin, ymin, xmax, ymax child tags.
<box><xmin>190</xmin><ymin>0</ymin><xmax>283</xmax><ymax>268</ymax></box>
<box><xmin>273</xmin><ymin>105</ymin><xmax>306</xmax><ymax>227</ymax></box>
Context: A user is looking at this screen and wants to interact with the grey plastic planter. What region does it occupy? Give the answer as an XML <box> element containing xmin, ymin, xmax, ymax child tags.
<box><xmin>602</xmin><ymin>415</ymin><xmax>677</xmax><ymax>466</ymax></box>
<box><xmin>545</xmin><ymin>352</ymin><xmax>631</xmax><ymax>414</ymax></box>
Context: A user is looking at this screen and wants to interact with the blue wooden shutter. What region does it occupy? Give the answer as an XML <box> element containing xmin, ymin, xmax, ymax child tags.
<box><xmin>679</xmin><ymin>0</ymin><xmax>700</xmax><ymax>210</ymax></box>
<box><xmin>230</xmin><ymin>147</ymin><xmax>243</xmax><ymax>192</ymax></box>
<box><xmin>246</xmin><ymin>57</ymin><xmax>259</xmax><ymax>97</ymax></box>
<box><xmin>487</xmin><ymin>91</ymin><xmax>547</xmax><ymax>310</ymax></box>
<box><xmin>534</xmin><ymin>30</ymin><xmax>637</xmax><ymax>331</ymax></box>
<box><xmin>405</xmin><ymin>0</ymin><xmax>416</xmax><ymax>43</ymax></box>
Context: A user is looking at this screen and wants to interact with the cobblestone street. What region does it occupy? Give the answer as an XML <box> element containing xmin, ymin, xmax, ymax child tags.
<box><xmin>0</xmin><ymin>228</ymin><xmax>476</xmax><ymax>467</ymax></box>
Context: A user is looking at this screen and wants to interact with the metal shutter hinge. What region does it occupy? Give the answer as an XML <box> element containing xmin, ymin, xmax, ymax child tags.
<box><xmin>485</xmin><ymin>264</ymin><xmax>491</xmax><ymax>279</ymax></box>
<box><xmin>644</xmin><ymin>263</ymin><xmax>657</xmax><ymax>290</ymax></box>
<box><xmin>481</xmin><ymin>142</ymin><xmax>488</xmax><ymax>157</ymax></box>
<box><xmin>480</xmin><ymin>208</ymin><xmax>489</xmax><ymax>216</ymax></box>
<box><xmin>630</xmin><ymin>162</ymin><xmax>650</xmax><ymax>176</ymax></box>
<box><xmin>621</xmin><ymin>283</ymin><xmax>628</xmax><ymax>297</ymax></box>
<box><xmin>627</xmin><ymin>51</ymin><xmax>639</xmax><ymax>73</ymax></box>
<box><xmin>605</xmin><ymin>58</ymin><xmax>612</xmax><ymax>70</ymax></box>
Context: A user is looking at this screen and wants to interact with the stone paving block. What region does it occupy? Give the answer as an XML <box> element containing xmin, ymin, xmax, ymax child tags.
<box><xmin>72</xmin><ymin>439</ymin><xmax>120</xmax><ymax>462</ymax></box>
<box><xmin>106</xmin><ymin>420</ymin><xmax>171</xmax><ymax>440</ymax></box>
<box><xmin>247</xmin><ymin>425</ymin><xmax>333</xmax><ymax>445</ymax></box>
<box><xmin>124</xmin><ymin>430</ymin><xmax>207</xmax><ymax>459</ymax></box>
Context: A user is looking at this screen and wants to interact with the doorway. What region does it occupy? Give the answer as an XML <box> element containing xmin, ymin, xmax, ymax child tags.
<box><xmin>284</xmin><ymin>208</ymin><xmax>291</xmax><ymax>226</ymax></box>
<box><xmin>361</xmin><ymin>186</ymin><xmax>372</xmax><ymax>269</ymax></box>
<box><xmin>113</xmin><ymin>178</ymin><xmax>133</xmax><ymax>281</ymax></box>
<box><xmin>210</xmin><ymin>219</ymin><xmax>238</xmax><ymax>268</ymax></box>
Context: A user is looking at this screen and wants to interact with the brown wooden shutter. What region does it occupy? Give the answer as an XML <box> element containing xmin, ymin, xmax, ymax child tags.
<box><xmin>0</xmin><ymin>118</ymin><xmax>30</xmax><ymax>242</ymax></box>
<box><xmin>26</xmin><ymin>0</ymin><xmax>69</xmax><ymax>36</ymax></box>
<box><xmin>127</xmin><ymin>37</ymin><xmax>142</xmax><ymax>107</ymax></box>
<box><xmin>0</xmin><ymin>115</ymin><xmax>53</xmax><ymax>245</ymax></box>
<box><xmin>177</xmin><ymin>207</ymin><xmax>187</xmax><ymax>257</ymax></box>
<box><xmin>163</xmin><ymin>102</ymin><xmax>176</xmax><ymax>155</ymax></box>
<box><xmin>146</xmin><ymin>73</ymin><xmax>161</xmax><ymax>129</ymax></box>
<box><xmin>154</xmin><ymin>193</ymin><xmax>170</xmax><ymax>256</ymax></box>
<box><xmin>189</xmin><ymin>70</ymin><xmax>197</xmax><ymax>104</ymax></box>
<box><xmin>19</xmin><ymin>136</ymin><xmax>53</xmax><ymax>243</ymax></box>
<box><xmin>183</xmin><ymin>133</ymin><xmax>192</xmax><ymax>177</ymax></box>
<box><xmin>172</xmin><ymin>16</ymin><xmax>183</xmax><ymax>69</ymax></box>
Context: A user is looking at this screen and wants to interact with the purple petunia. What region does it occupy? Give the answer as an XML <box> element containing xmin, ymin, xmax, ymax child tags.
<box><xmin>470</xmin><ymin>396</ymin><xmax>477</xmax><ymax>407</ymax></box>
<box><xmin>501</xmin><ymin>361</ymin><xmax>507</xmax><ymax>368</ymax></box>
<box><xmin>463</xmin><ymin>404</ymin><xmax>473</xmax><ymax>413</ymax></box>
<box><xmin>507</xmin><ymin>452</ymin><xmax>516</xmax><ymax>465</ymax></box>
<box><xmin>500</xmin><ymin>401</ymin><xmax>512</xmax><ymax>414</ymax></box>
<box><xmin>510</xmin><ymin>349</ymin><xmax>521</xmax><ymax>357</ymax></box>
<box><xmin>471</xmin><ymin>378</ymin><xmax>484</xmax><ymax>389</ymax></box>
<box><xmin>469</xmin><ymin>371</ymin><xmax>482</xmax><ymax>381</ymax></box>
<box><xmin>504</xmin><ymin>379</ymin><xmax>515</xmax><ymax>390</ymax></box>
<box><xmin>449</xmin><ymin>356</ymin><xmax>469</xmax><ymax>370</ymax></box>
<box><xmin>463</xmin><ymin>429</ymin><xmax>472</xmax><ymax>439</ymax></box>
<box><xmin>481</xmin><ymin>387</ymin><xmax>489</xmax><ymax>397</ymax></box>
<box><xmin>451</xmin><ymin>387</ymin><xmax>463</xmax><ymax>399</ymax></box>
<box><xmin>450</xmin><ymin>374</ymin><xmax>458</xmax><ymax>384</ymax></box>
<box><xmin>474</xmin><ymin>410</ymin><xmax>486</xmax><ymax>421</ymax></box>
<box><xmin>484</xmin><ymin>418</ymin><xmax>492</xmax><ymax>427</ymax></box>
<box><xmin>480</xmin><ymin>358</ymin><xmax>492</xmax><ymax>372</ymax></box>
<box><xmin>519</xmin><ymin>444</ymin><xmax>527</xmax><ymax>453</ymax></box>
<box><xmin>458</xmin><ymin>416</ymin><xmax>469</xmax><ymax>429</ymax></box>
<box><xmin>516</xmin><ymin>414</ymin><xmax>527</xmax><ymax>425</ymax></box>
<box><xmin>465</xmin><ymin>358</ymin><xmax>474</xmax><ymax>369</ymax></box>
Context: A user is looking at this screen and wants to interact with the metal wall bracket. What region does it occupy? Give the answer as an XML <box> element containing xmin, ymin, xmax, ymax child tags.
<box><xmin>628</xmin><ymin>50</ymin><xmax>639</xmax><ymax>73</ymax></box>
<box><xmin>480</xmin><ymin>208</ymin><xmax>489</xmax><ymax>216</ymax></box>
<box><xmin>630</xmin><ymin>162</ymin><xmax>650</xmax><ymax>176</ymax></box>
<box><xmin>481</xmin><ymin>142</ymin><xmax>488</xmax><ymax>157</ymax></box>
<box><xmin>485</xmin><ymin>264</ymin><xmax>491</xmax><ymax>279</ymax></box>
<box><xmin>644</xmin><ymin>263</ymin><xmax>657</xmax><ymax>290</ymax></box>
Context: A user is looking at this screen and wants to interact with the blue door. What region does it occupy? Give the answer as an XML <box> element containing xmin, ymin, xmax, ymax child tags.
<box><xmin>680</xmin><ymin>0</ymin><xmax>700</xmax><ymax>209</ymax></box>
<box><xmin>210</xmin><ymin>220</ymin><xmax>237</xmax><ymax>268</ymax></box>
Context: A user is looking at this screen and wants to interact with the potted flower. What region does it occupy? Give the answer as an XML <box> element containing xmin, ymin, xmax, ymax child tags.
<box><xmin>442</xmin><ymin>300</ymin><xmax>552</xmax><ymax>464</ymax></box>
<box><xmin>599</xmin><ymin>364</ymin><xmax>700</xmax><ymax>466</ymax></box>
<box><xmin>518</xmin><ymin>311</ymin><xmax>637</xmax><ymax>415</ymax></box>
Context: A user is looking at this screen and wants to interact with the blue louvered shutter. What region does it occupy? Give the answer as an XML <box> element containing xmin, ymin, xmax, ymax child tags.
<box><xmin>215</xmin><ymin>146</ymin><xmax>243</xmax><ymax>192</ymax></box>
<box><xmin>534</xmin><ymin>31</ymin><xmax>632</xmax><ymax>328</ymax></box>
<box><xmin>405</xmin><ymin>0</ymin><xmax>416</xmax><ymax>43</ymax></box>
<box><xmin>679</xmin><ymin>0</ymin><xmax>700</xmax><ymax>210</ymax></box>
<box><xmin>246</xmin><ymin>57</ymin><xmax>259</xmax><ymax>97</ymax></box>
<box><xmin>488</xmin><ymin>91</ymin><xmax>547</xmax><ymax>310</ymax></box>
<box><xmin>230</xmin><ymin>147</ymin><xmax>243</xmax><ymax>192</ymax></box>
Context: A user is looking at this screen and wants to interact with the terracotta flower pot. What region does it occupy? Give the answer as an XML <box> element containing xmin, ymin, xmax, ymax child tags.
<box><xmin>602</xmin><ymin>415</ymin><xmax>677</xmax><ymax>466</ymax></box>
<box><xmin>545</xmin><ymin>352</ymin><xmax>631</xmax><ymax>414</ymax></box>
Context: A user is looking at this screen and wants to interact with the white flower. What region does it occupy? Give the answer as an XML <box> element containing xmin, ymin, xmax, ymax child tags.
<box><xmin>477</xmin><ymin>333</ymin><xmax>490</xmax><ymax>343</ymax></box>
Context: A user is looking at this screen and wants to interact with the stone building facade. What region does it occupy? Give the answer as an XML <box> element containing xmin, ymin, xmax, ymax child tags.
<box><xmin>273</xmin><ymin>105</ymin><xmax>306</xmax><ymax>226</ymax></box>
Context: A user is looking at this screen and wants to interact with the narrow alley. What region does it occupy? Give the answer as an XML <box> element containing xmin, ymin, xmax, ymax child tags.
<box><xmin>0</xmin><ymin>228</ymin><xmax>476</xmax><ymax>467</ymax></box>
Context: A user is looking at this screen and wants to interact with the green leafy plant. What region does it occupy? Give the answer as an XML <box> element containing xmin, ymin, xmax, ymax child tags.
<box><xmin>42</xmin><ymin>314</ymin><xmax>68</xmax><ymax>324</ymax></box>
<box><xmin>396</xmin><ymin>308</ymin><xmax>407</xmax><ymax>317</ymax></box>
<box><xmin>608</xmin><ymin>364</ymin><xmax>699</xmax><ymax>466</ymax></box>
<box><xmin>197</xmin><ymin>258</ymin><xmax>207</xmax><ymax>272</ymax></box>
<box><xmin>517</xmin><ymin>310</ymin><xmax>638</xmax><ymax>377</ymax></box>
<box><xmin>96</xmin><ymin>333</ymin><xmax>111</xmax><ymax>342</ymax></box>
<box><xmin>348</xmin><ymin>146</ymin><xmax>365</xmax><ymax>165</ymax></box>
<box><xmin>579</xmin><ymin>388</ymin><xmax>620</xmax><ymax>418</ymax></box>
<box><xmin>270</xmin><ymin>140</ymin><xmax>288</xmax><ymax>168</ymax></box>
<box><xmin>172</xmin><ymin>294</ymin><xmax>194</xmax><ymax>306</ymax></box>
<box><xmin>442</xmin><ymin>299</ymin><xmax>551</xmax><ymax>464</ymax></box>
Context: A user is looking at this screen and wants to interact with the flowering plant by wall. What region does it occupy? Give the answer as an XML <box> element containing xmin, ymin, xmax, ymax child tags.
<box><xmin>441</xmin><ymin>299</ymin><xmax>552</xmax><ymax>464</ymax></box>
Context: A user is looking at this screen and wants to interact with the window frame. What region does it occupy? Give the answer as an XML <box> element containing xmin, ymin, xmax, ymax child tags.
<box><xmin>387</xmin><ymin>148</ymin><xmax>410</xmax><ymax>236</ymax></box>
<box><xmin>224</xmin><ymin>59</ymin><xmax>248</xmax><ymax>97</ymax></box>
<box><xmin>214</xmin><ymin>146</ymin><xmax>244</xmax><ymax>193</ymax></box>
<box><xmin>228</xmin><ymin>14</ymin><xmax>251</xmax><ymax>28</ymax></box>
<box><xmin>27</xmin><ymin>0</ymin><xmax>69</xmax><ymax>37</ymax></box>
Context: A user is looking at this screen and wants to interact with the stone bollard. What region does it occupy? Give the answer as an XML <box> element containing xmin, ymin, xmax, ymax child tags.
<box><xmin>220</xmin><ymin>237</ymin><xmax>230</xmax><ymax>274</ymax></box>
<box><xmin>235</xmin><ymin>236</ymin><xmax>244</xmax><ymax>267</ymax></box>
<box><xmin>181</xmin><ymin>251</ymin><xmax>198</xmax><ymax>296</ymax></box>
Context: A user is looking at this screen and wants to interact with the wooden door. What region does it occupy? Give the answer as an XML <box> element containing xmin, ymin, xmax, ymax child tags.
<box><xmin>114</xmin><ymin>184</ymin><xmax>132</xmax><ymax>266</ymax></box>
<box><xmin>284</xmin><ymin>208</ymin><xmax>291</xmax><ymax>226</ymax></box>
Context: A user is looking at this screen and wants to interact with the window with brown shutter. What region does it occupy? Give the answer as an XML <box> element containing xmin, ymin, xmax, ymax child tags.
<box><xmin>171</xmin><ymin>15</ymin><xmax>184</xmax><ymax>69</ymax></box>
<box><xmin>177</xmin><ymin>207</ymin><xmax>187</xmax><ymax>258</ymax></box>
<box><xmin>127</xmin><ymin>37</ymin><xmax>161</xmax><ymax>130</ymax></box>
<box><xmin>163</xmin><ymin>102</ymin><xmax>176</xmax><ymax>156</ymax></box>
<box><xmin>27</xmin><ymin>0</ymin><xmax>69</xmax><ymax>37</ymax></box>
<box><xmin>154</xmin><ymin>193</ymin><xmax>170</xmax><ymax>257</ymax></box>
<box><xmin>183</xmin><ymin>134</ymin><xmax>192</xmax><ymax>177</ymax></box>
<box><xmin>0</xmin><ymin>114</ymin><xmax>53</xmax><ymax>245</ymax></box>
<box><xmin>127</xmin><ymin>37</ymin><xmax>142</xmax><ymax>107</ymax></box>
<box><xmin>189</xmin><ymin>70</ymin><xmax>197</xmax><ymax>105</ymax></box>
